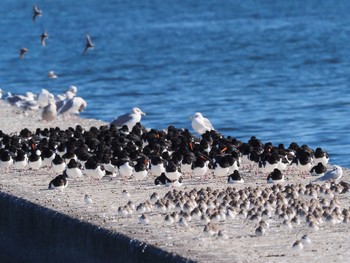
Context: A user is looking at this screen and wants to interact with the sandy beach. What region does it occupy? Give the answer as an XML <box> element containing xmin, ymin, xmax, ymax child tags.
<box><xmin>1</xmin><ymin>100</ymin><xmax>350</xmax><ymax>263</ymax></box>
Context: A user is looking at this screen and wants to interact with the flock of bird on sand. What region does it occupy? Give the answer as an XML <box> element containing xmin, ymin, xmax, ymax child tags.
<box><xmin>1</xmin><ymin>4</ymin><xmax>347</xmax><ymax>250</ymax></box>
<box><xmin>0</xmin><ymin>93</ymin><xmax>343</xmax><ymax>189</ymax></box>
<box><xmin>0</xmin><ymin>97</ymin><xmax>348</xmax><ymax>246</ymax></box>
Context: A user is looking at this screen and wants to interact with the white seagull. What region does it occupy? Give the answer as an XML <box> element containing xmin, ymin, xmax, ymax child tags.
<box><xmin>57</xmin><ymin>97</ymin><xmax>87</xmax><ymax>117</ymax></box>
<box><xmin>42</xmin><ymin>95</ymin><xmax>57</xmax><ymax>121</ymax></box>
<box><xmin>316</xmin><ymin>165</ymin><xmax>343</xmax><ymax>183</ymax></box>
<box><xmin>110</xmin><ymin>107</ymin><xmax>146</xmax><ymax>131</ymax></box>
<box><xmin>190</xmin><ymin>112</ymin><xmax>214</xmax><ymax>135</ymax></box>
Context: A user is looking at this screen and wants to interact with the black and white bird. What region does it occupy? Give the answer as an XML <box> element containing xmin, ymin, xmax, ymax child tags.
<box><xmin>213</xmin><ymin>156</ymin><xmax>230</xmax><ymax>178</ymax></box>
<box><xmin>133</xmin><ymin>159</ymin><xmax>149</xmax><ymax>181</ymax></box>
<box><xmin>82</xmin><ymin>33</ymin><xmax>94</xmax><ymax>54</ymax></box>
<box><xmin>227</xmin><ymin>170</ymin><xmax>244</xmax><ymax>184</ymax></box>
<box><xmin>62</xmin><ymin>150</ymin><xmax>77</xmax><ymax>164</ymax></box>
<box><xmin>28</xmin><ymin>148</ymin><xmax>42</xmax><ymax>170</ymax></box>
<box><xmin>84</xmin><ymin>157</ymin><xmax>106</xmax><ymax>180</ymax></box>
<box><xmin>33</xmin><ymin>4</ymin><xmax>43</xmax><ymax>22</ymax></box>
<box><xmin>154</xmin><ymin>172</ymin><xmax>170</xmax><ymax>186</ymax></box>
<box><xmin>19</xmin><ymin>48</ymin><xmax>28</xmax><ymax>59</ymax></box>
<box><xmin>310</xmin><ymin>162</ymin><xmax>327</xmax><ymax>177</ymax></box>
<box><xmin>165</xmin><ymin>160</ymin><xmax>182</xmax><ymax>182</ymax></box>
<box><xmin>267</xmin><ymin>168</ymin><xmax>284</xmax><ymax>183</ymax></box>
<box><xmin>41</xmin><ymin>147</ymin><xmax>56</xmax><ymax>168</ymax></box>
<box><xmin>180</xmin><ymin>154</ymin><xmax>194</xmax><ymax>177</ymax></box>
<box><xmin>192</xmin><ymin>156</ymin><xmax>209</xmax><ymax>179</ymax></box>
<box><xmin>0</xmin><ymin>149</ymin><xmax>13</xmax><ymax>171</ymax></box>
<box><xmin>51</xmin><ymin>154</ymin><xmax>66</xmax><ymax>174</ymax></box>
<box><xmin>40</xmin><ymin>31</ymin><xmax>49</xmax><ymax>46</ymax></box>
<box><xmin>150</xmin><ymin>156</ymin><xmax>165</xmax><ymax>177</ymax></box>
<box><xmin>313</xmin><ymin>147</ymin><xmax>329</xmax><ymax>166</ymax></box>
<box><xmin>116</xmin><ymin>159</ymin><xmax>134</xmax><ymax>179</ymax></box>
<box><xmin>13</xmin><ymin>149</ymin><xmax>28</xmax><ymax>170</ymax></box>
<box><xmin>48</xmin><ymin>171</ymin><xmax>68</xmax><ymax>191</ymax></box>
<box><xmin>65</xmin><ymin>159</ymin><xmax>83</xmax><ymax>179</ymax></box>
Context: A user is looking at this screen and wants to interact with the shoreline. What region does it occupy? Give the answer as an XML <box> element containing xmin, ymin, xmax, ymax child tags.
<box><xmin>1</xmin><ymin>100</ymin><xmax>350</xmax><ymax>262</ymax></box>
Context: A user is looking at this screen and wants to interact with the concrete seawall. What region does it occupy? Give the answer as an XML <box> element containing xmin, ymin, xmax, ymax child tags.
<box><xmin>0</xmin><ymin>192</ymin><xmax>194</xmax><ymax>263</ymax></box>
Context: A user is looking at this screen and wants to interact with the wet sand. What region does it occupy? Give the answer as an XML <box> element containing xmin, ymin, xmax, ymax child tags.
<box><xmin>0</xmin><ymin>100</ymin><xmax>350</xmax><ymax>263</ymax></box>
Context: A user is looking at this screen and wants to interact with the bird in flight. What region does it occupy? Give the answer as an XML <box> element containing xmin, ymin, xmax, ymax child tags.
<box><xmin>82</xmin><ymin>34</ymin><xmax>95</xmax><ymax>55</ymax></box>
<box><xmin>33</xmin><ymin>4</ymin><xmax>42</xmax><ymax>22</ymax></box>
<box><xmin>19</xmin><ymin>48</ymin><xmax>29</xmax><ymax>59</ymax></box>
<box><xmin>40</xmin><ymin>31</ymin><xmax>49</xmax><ymax>46</ymax></box>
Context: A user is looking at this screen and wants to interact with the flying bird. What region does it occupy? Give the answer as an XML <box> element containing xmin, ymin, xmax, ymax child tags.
<box><xmin>33</xmin><ymin>4</ymin><xmax>42</xmax><ymax>22</ymax></box>
<box><xmin>40</xmin><ymin>31</ymin><xmax>49</xmax><ymax>46</ymax></box>
<box><xmin>19</xmin><ymin>48</ymin><xmax>28</xmax><ymax>59</ymax></box>
<box><xmin>83</xmin><ymin>34</ymin><xmax>94</xmax><ymax>54</ymax></box>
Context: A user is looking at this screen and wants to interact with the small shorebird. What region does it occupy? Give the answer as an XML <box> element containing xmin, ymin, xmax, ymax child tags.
<box><xmin>84</xmin><ymin>194</ymin><xmax>93</xmax><ymax>205</ymax></box>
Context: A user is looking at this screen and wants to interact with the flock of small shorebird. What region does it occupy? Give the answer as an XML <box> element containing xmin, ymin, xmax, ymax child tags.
<box><xmin>20</xmin><ymin>4</ymin><xmax>94</xmax><ymax>60</ymax></box>
<box><xmin>0</xmin><ymin>100</ymin><xmax>348</xmax><ymax>252</ymax></box>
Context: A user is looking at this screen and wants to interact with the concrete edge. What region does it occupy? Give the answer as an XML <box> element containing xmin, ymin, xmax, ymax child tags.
<box><xmin>0</xmin><ymin>191</ymin><xmax>196</xmax><ymax>263</ymax></box>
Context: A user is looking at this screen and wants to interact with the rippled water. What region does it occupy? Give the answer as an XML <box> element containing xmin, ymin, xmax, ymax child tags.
<box><xmin>1</xmin><ymin>0</ymin><xmax>350</xmax><ymax>167</ymax></box>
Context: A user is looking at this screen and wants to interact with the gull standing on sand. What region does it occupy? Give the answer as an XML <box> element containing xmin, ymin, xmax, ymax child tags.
<box><xmin>37</xmin><ymin>89</ymin><xmax>52</xmax><ymax>108</ymax></box>
<box><xmin>191</xmin><ymin>112</ymin><xmax>214</xmax><ymax>135</ymax></box>
<box><xmin>57</xmin><ymin>96</ymin><xmax>87</xmax><ymax>118</ymax></box>
<box><xmin>316</xmin><ymin>165</ymin><xmax>343</xmax><ymax>183</ymax></box>
<box><xmin>110</xmin><ymin>107</ymin><xmax>146</xmax><ymax>131</ymax></box>
<box><xmin>83</xmin><ymin>33</ymin><xmax>94</xmax><ymax>54</ymax></box>
<box><xmin>42</xmin><ymin>95</ymin><xmax>57</xmax><ymax>121</ymax></box>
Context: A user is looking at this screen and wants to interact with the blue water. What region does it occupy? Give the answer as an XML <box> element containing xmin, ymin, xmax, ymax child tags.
<box><xmin>1</xmin><ymin>0</ymin><xmax>350</xmax><ymax>167</ymax></box>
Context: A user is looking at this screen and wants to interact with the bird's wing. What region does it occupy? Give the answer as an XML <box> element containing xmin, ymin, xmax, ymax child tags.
<box><xmin>203</xmin><ymin>117</ymin><xmax>214</xmax><ymax>130</ymax></box>
<box><xmin>57</xmin><ymin>99</ymin><xmax>73</xmax><ymax>115</ymax></box>
<box><xmin>110</xmin><ymin>113</ymin><xmax>132</xmax><ymax>127</ymax></box>
<box><xmin>86</xmin><ymin>34</ymin><xmax>92</xmax><ymax>45</ymax></box>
